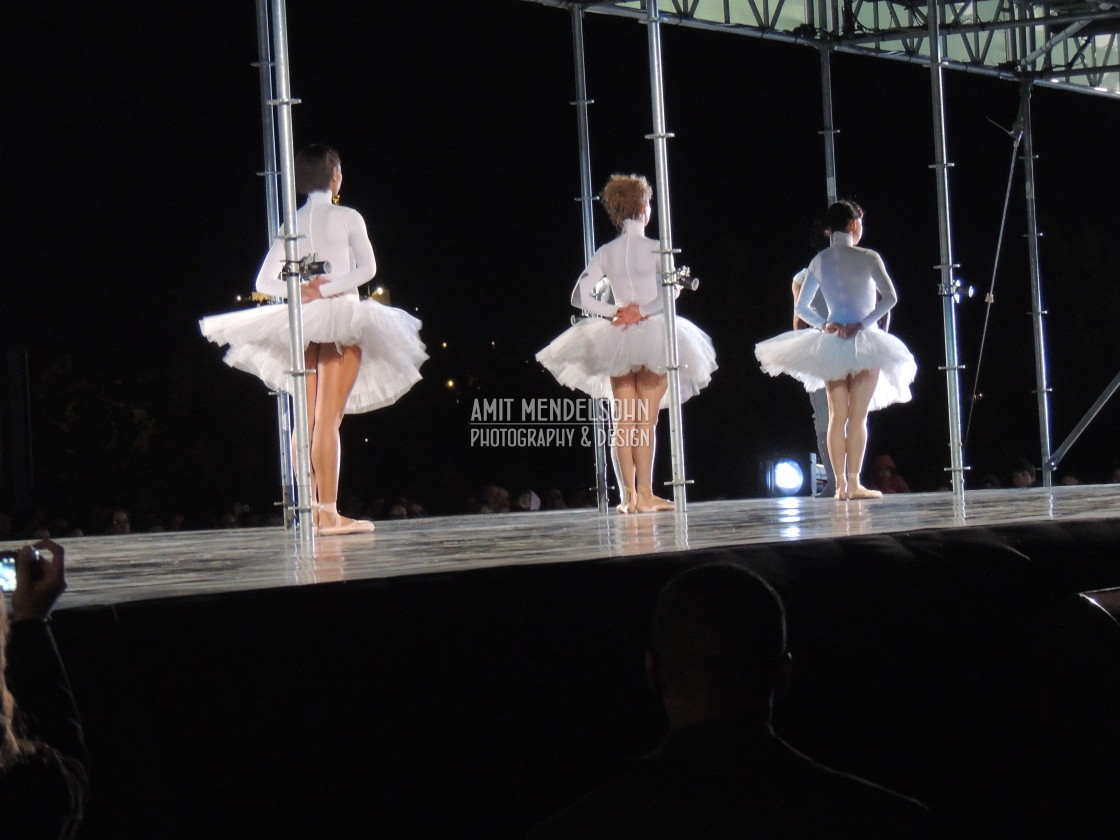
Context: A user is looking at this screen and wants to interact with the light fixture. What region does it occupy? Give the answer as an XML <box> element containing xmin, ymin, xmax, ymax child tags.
<box><xmin>766</xmin><ymin>458</ymin><xmax>804</xmax><ymax>496</ymax></box>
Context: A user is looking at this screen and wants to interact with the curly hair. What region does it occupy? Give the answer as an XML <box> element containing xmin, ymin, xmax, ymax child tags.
<box><xmin>600</xmin><ymin>174</ymin><xmax>652</xmax><ymax>231</ymax></box>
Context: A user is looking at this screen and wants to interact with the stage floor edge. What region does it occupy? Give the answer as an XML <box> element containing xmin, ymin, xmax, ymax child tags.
<box><xmin>4</xmin><ymin>484</ymin><xmax>1117</xmax><ymax>610</ymax></box>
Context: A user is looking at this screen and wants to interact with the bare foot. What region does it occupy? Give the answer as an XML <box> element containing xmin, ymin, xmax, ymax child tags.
<box><xmin>846</xmin><ymin>484</ymin><xmax>882</xmax><ymax>500</ymax></box>
<box><xmin>617</xmin><ymin>487</ymin><xmax>637</xmax><ymax>515</ymax></box>
<box><xmin>634</xmin><ymin>490</ymin><xmax>675</xmax><ymax>513</ymax></box>
<box><xmin>318</xmin><ymin>513</ymin><xmax>376</xmax><ymax>536</ymax></box>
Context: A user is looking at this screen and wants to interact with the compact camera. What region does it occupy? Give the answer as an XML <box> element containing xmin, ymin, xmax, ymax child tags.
<box><xmin>0</xmin><ymin>548</ymin><xmax>40</xmax><ymax>592</ymax></box>
<box><xmin>298</xmin><ymin>253</ymin><xmax>331</xmax><ymax>281</ymax></box>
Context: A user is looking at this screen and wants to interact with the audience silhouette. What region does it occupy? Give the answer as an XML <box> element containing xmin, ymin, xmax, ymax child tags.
<box><xmin>529</xmin><ymin>562</ymin><xmax>935</xmax><ymax>839</ymax></box>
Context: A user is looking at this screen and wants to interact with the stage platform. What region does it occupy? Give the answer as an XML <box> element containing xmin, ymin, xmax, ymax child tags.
<box><xmin>6</xmin><ymin>487</ymin><xmax>1120</xmax><ymax>838</ymax></box>
<box><xmin>37</xmin><ymin>483</ymin><xmax>1120</xmax><ymax>609</ymax></box>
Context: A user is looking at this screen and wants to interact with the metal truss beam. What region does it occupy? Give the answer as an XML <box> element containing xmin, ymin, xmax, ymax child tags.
<box><xmin>522</xmin><ymin>1</ymin><xmax>1120</xmax><ymax>98</ymax></box>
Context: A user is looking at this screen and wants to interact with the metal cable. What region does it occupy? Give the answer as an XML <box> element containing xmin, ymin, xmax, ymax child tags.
<box><xmin>964</xmin><ymin>117</ymin><xmax>1023</xmax><ymax>452</ymax></box>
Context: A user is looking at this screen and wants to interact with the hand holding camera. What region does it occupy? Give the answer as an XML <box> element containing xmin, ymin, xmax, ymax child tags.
<box><xmin>9</xmin><ymin>539</ymin><xmax>67</xmax><ymax>622</ymax></box>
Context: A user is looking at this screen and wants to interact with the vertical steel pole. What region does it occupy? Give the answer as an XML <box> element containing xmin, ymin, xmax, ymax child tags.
<box><xmin>820</xmin><ymin>45</ymin><xmax>839</xmax><ymax>205</ymax></box>
<box><xmin>270</xmin><ymin>0</ymin><xmax>314</xmax><ymax>540</ymax></box>
<box><xmin>645</xmin><ymin>0</ymin><xmax>688</xmax><ymax>510</ymax></box>
<box><xmin>1020</xmin><ymin>82</ymin><xmax>1054</xmax><ymax>487</ymax></box>
<box><xmin>255</xmin><ymin>1</ymin><xmax>281</xmax><ymax>241</ymax></box>
<box><xmin>928</xmin><ymin>0</ymin><xmax>966</xmax><ymax>494</ymax></box>
<box><xmin>570</xmin><ymin>5</ymin><xmax>609</xmax><ymax>514</ymax></box>
<box><xmin>255</xmin><ymin>0</ymin><xmax>296</xmax><ymax>529</ymax></box>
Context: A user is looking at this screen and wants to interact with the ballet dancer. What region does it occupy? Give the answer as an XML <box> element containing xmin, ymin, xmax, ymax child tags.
<box><xmin>755</xmin><ymin>200</ymin><xmax>915</xmax><ymax>500</ymax></box>
<box><xmin>200</xmin><ymin>144</ymin><xmax>427</xmax><ymax>534</ymax></box>
<box><xmin>536</xmin><ymin>174</ymin><xmax>716</xmax><ymax>513</ymax></box>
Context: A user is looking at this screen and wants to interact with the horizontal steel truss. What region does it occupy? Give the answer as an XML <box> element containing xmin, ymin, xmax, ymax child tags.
<box><xmin>526</xmin><ymin>1</ymin><xmax>1120</xmax><ymax>97</ymax></box>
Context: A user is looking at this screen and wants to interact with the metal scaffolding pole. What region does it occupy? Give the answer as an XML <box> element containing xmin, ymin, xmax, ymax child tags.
<box><xmin>927</xmin><ymin>0</ymin><xmax>966</xmax><ymax>494</ymax></box>
<box><xmin>254</xmin><ymin>0</ymin><xmax>296</xmax><ymax>529</ymax></box>
<box><xmin>267</xmin><ymin>0</ymin><xmax>314</xmax><ymax>540</ymax></box>
<box><xmin>570</xmin><ymin>4</ymin><xmax>610</xmax><ymax>514</ymax></box>
<box><xmin>819</xmin><ymin>45</ymin><xmax>839</xmax><ymax>205</ymax></box>
<box><xmin>1020</xmin><ymin>82</ymin><xmax>1054</xmax><ymax>486</ymax></box>
<box><xmin>644</xmin><ymin>0</ymin><xmax>689</xmax><ymax>510</ymax></box>
<box><xmin>255</xmin><ymin>2</ymin><xmax>281</xmax><ymax>241</ymax></box>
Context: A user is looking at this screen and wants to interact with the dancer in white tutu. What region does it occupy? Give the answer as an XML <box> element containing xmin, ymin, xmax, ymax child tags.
<box><xmin>755</xmin><ymin>200</ymin><xmax>915</xmax><ymax>500</ymax></box>
<box><xmin>200</xmin><ymin>145</ymin><xmax>427</xmax><ymax>534</ymax></box>
<box><xmin>537</xmin><ymin>174</ymin><xmax>717</xmax><ymax>513</ymax></box>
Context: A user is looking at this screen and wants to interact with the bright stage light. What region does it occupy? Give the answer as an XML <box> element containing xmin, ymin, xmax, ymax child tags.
<box><xmin>767</xmin><ymin>458</ymin><xmax>804</xmax><ymax>496</ymax></box>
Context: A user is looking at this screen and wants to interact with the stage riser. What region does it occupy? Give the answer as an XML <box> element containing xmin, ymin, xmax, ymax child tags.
<box><xmin>53</xmin><ymin>520</ymin><xmax>1120</xmax><ymax>838</ymax></box>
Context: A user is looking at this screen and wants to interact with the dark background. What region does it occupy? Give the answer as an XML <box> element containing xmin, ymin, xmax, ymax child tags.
<box><xmin>4</xmin><ymin>1</ymin><xmax>1119</xmax><ymax>526</ymax></box>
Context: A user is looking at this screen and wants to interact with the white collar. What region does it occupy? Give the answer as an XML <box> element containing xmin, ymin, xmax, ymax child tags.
<box><xmin>305</xmin><ymin>190</ymin><xmax>334</xmax><ymax>206</ymax></box>
<box><xmin>831</xmin><ymin>231</ymin><xmax>855</xmax><ymax>247</ymax></box>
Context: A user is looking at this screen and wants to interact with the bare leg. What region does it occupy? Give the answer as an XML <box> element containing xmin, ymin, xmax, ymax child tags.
<box><xmin>610</xmin><ymin>373</ymin><xmax>639</xmax><ymax>513</ymax></box>
<box><xmin>312</xmin><ymin>343</ymin><xmax>374</xmax><ymax>534</ymax></box>
<box><xmin>633</xmin><ymin>367</ymin><xmax>673</xmax><ymax>513</ymax></box>
<box><xmin>303</xmin><ymin>343</ymin><xmax>321</xmax><ymax>507</ymax></box>
<box><xmin>825</xmin><ymin>378</ymin><xmax>851</xmax><ymax>499</ymax></box>
<box><xmin>842</xmin><ymin>368</ymin><xmax>881</xmax><ymax>499</ymax></box>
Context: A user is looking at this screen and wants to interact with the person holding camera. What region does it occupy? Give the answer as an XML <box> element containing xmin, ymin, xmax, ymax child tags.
<box><xmin>201</xmin><ymin>145</ymin><xmax>427</xmax><ymax>534</ymax></box>
<box><xmin>1</xmin><ymin>539</ymin><xmax>88</xmax><ymax>839</ymax></box>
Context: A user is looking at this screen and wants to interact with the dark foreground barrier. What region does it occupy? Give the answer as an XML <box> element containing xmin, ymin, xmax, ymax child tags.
<box><xmin>52</xmin><ymin>519</ymin><xmax>1120</xmax><ymax>838</ymax></box>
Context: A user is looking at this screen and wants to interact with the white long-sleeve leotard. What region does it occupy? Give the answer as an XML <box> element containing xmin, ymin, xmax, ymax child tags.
<box><xmin>795</xmin><ymin>231</ymin><xmax>897</xmax><ymax>330</ymax></box>
<box><xmin>255</xmin><ymin>190</ymin><xmax>376</xmax><ymax>299</ymax></box>
<box><xmin>200</xmin><ymin>189</ymin><xmax>426</xmax><ymax>413</ymax></box>
<box><xmin>574</xmin><ymin>218</ymin><xmax>677</xmax><ymax>318</ymax></box>
<box><xmin>538</xmin><ymin>217</ymin><xmax>715</xmax><ymax>406</ymax></box>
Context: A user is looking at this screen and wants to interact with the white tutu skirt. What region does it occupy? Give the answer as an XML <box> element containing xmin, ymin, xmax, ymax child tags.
<box><xmin>199</xmin><ymin>294</ymin><xmax>427</xmax><ymax>414</ymax></box>
<box><xmin>536</xmin><ymin>313</ymin><xmax>717</xmax><ymax>408</ymax></box>
<box><xmin>754</xmin><ymin>325</ymin><xmax>916</xmax><ymax>411</ymax></box>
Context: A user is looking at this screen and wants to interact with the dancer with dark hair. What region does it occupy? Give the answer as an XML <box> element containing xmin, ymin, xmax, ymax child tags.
<box><xmin>755</xmin><ymin>201</ymin><xmax>915</xmax><ymax>500</ymax></box>
<box><xmin>200</xmin><ymin>144</ymin><xmax>427</xmax><ymax>534</ymax></box>
<box><xmin>536</xmin><ymin>174</ymin><xmax>716</xmax><ymax>514</ymax></box>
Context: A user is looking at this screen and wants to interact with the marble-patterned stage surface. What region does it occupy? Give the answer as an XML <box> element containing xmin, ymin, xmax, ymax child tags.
<box><xmin>11</xmin><ymin>484</ymin><xmax>1119</xmax><ymax>609</ymax></box>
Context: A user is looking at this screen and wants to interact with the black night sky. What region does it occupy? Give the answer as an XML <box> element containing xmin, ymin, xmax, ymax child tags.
<box><xmin>5</xmin><ymin>1</ymin><xmax>1120</xmax><ymax>527</ymax></box>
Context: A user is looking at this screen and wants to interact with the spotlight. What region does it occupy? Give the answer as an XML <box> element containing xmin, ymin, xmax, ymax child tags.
<box><xmin>953</xmin><ymin>278</ymin><xmax>976</xmax><ymax>304</ymax></box>
<box><xmin>766</xmin><ymin>458</ymin><xmax>804</xmax><ymax>496</ymax></box>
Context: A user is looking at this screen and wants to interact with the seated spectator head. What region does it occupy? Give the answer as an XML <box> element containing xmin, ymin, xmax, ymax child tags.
<box><xmin>866</xmin><ymin>454</ymin><xmax>909</xmax><ymax>492</ymax></box>
<box><xmin>542</xmin><ymin>487</ymin><xmax>567</xmax><ymax>510</ymax></box>
<box><xmin>512</xmin><ymin>489</ymin><xmax>541</xmax><ymax>512</ymax></box>
<box><xmin>978</xmin><ymin>473</ymin><xmax>1002</xmax><ymax>490</ymax></box>
<box><xmin>479</xmin><ymin>483</ymin><xmax>510</xmax><ymax>514</ymax></box>
<box><xmin>871</xmin><ymin>453</ymin><xmax>898</xmax><ymax>476</ymax></box>
<box><xmin>1010</xmin><ymin>457</ymin><xmax>1038</xmax><ymax>488</ymax></box>
<box><xmin>647</xmin><ymin>563</ymin><xmax>791</xmax><ymax>729</ymax></box>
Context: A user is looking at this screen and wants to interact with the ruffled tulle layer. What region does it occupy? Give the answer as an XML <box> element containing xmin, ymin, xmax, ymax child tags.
<box><xmin>536</xmin><ymin>314</ymin><xmax>717</xmax><ymax>408</ymax></box>
<box><xmin>199</xmin><ymin>295</ymin><xmax>427</xmax><ymax>414</ymax></box>
<box><xmin>754</xmin><ymin>325</ymin><xmax>915</xmax><ymax>411</ymax></box>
